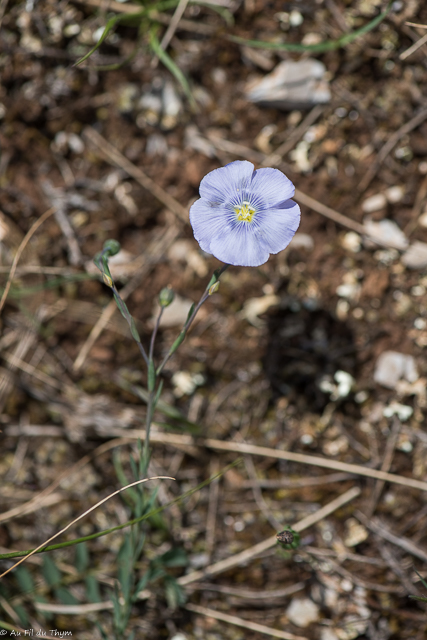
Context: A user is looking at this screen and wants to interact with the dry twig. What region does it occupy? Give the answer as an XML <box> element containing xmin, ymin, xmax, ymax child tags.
<box><xmin>359</xmin><ymin>106</ymin><xmax>427</xmax><ymax>191</ymax></box>
<box><xmin>0</xmin><ymin>207</ymin><xmax>55</xmax><ymax>314</ymax></box>
<box><xmin>185</xmin><ymin>603</ymin><xmax>308</xmax><ymax>640</ymax></box>
<box><xmin>178</xmin><ymin>486</ymin><xmax>360</xmax><ymax>586</ymax></box>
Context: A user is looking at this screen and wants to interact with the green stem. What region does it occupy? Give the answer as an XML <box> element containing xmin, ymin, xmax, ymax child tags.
<box><xmin>156</xmin><ymin>264</ymin><xmax>229</xmax><ymax>376</ymax></box>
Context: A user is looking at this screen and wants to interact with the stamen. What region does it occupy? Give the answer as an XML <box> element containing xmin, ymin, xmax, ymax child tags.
<box><xmin>234</xmin><ymin>200</ymin><xmax>256</xmax><ymax>222</ymax></box>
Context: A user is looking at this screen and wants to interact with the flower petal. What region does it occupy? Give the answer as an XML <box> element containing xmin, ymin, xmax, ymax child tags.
<box><xmin>199</xmin><ymin>160</ymin><xmax>255</xmax><ymax>204</ymax></box>
<box><xmin>253</xmin><ymin>201</ymin><xmax>301</xmax><ymax>254</ymax></box>
<box><xmin>189</xmin><ymin>199</ymin><xmax>235</xmax><ymax>253</ymax></box>
<box><xmin>250</xmin><ymin>167</ymin><xmax>295</xmax><ymax>207</ymax></box>
<box><xmin>209</xmin><ymin>223</ymin><xmax>270</xmax><ymax>267</ymax></box>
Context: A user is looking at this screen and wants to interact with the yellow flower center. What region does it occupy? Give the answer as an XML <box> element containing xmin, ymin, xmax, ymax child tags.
<box><xmin>234</xmin><ymin>200</ymin><xmax>255</xmax><ymax>222</ymax></box>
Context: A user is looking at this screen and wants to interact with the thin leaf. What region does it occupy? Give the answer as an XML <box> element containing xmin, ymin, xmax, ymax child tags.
<box><xmin>163</xmin><ymin>575</ymin><xmax>186</xmax><ymax>609</ymax></box>
<box><xmin>85</xmin><ymin>575</ymin><xmax>102</xmax><ymax>604</ymax></box>
<box><xmin>15</xmin><ymin>566</ymin><xmax>35</xmax><ymax>594</ymax></box>
<box><xmin>75</xmin><ymin>10</ymin><xmax>147</xmax><ymax>66</ymax></box>
<box><xmin>229</xmin><ymin>2</ymin><xmax>393</xmax><ymax>53</ymax></box>
<box><xmin>75</xmin><ymin>542</ymin><xmax>89</xmax><ymax>573</ymax></box>
<box><xmin>0</xmin><ymin>459</ymin><xmax>242</xmax><ymax>560</ymax></box>
<box><xmin>42</xmin><ymin>555</ymin><xmax>61</xmax><ymax>588</ymax></box>
<box><xmin>157</xmin><ymin>547</ymin><xmax>188</xmax><ymax>568</ymax></box>
<box><xmin>118</xmin><ymin>535</ymin><xmax>133</xmax><ymax>603</ymax></box>
<box><xmin>12</xmin><ymin>604</ymin><xmax>29</xmax><ymax>628</ymax></box>
<box><xmin>95</xmin><ymin>621</ymin><xmax>110</xmax><ymax>640</ymax></box>
<box><xmin>149</xmin><ymin>28</ymin><xmax>196</xmax><ymax>109</ymax></box>
<box><xmin>54</xmin><ymin>586</ymin><xmax>79</xmax><ymax>605</ymax></box>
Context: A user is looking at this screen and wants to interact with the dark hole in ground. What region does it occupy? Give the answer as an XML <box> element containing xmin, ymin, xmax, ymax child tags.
<box><xmin>264</xmin><ymin>297</ymin><xmax>357</xmax><ymax>413</ymax></box>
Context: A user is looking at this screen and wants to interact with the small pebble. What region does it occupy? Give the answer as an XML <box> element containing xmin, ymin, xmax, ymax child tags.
<box><xmin>289</xmin><ymin>9</ymin><xmax>303</xmax><ymax>26</ymax></box>
<box><xmin>342</xmin><ymin>231</ymin><xmax>361</xmax><ymax>253</ymax></box>
<box><xmin>291</xmin><ymin>233</ymin><xmax>314</xmax><ymax>251</ymax></box>
<box><xmin>401</xmin><ymin>241</ymin><xmax>427</xmax><ymax>269</ymax></box>
<box><xmin>364</xmin><ymin>219</ymin><xmax>408</xmax><ymax>250</ymax></box>
<box><xmin>286</xmin><ymin>598</ymin><xmax>319</xmax><ymax>627</ymax></box>
<box><xmin>362</xmin><ymin>193</ymin><xmax>387</xmax><ymax>213</ymax></box>
<box><xmin>374</xmin><ymin>351</ymin><xmax>418</xmax><ymax>389</ymax></box>
<box><xmin>385</xmin><ymin>185</ymin><xmax>404</xmax><ymax>203</ymax></box>
<box><xmin>383</xmin><ymin>402</ymin><xmax>413</xmax><ymax>422</ymax></box>
<box><xmin>344</xmin><ymin>518</ymin><xmax>368</xmax><ymax>547</ymax></box>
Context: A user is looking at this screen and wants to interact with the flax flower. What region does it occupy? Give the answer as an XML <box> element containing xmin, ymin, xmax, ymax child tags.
<box><xmin>189</xmin><ymin>160</ymin><xmax>300</xmax><ymax>267</ymax></box>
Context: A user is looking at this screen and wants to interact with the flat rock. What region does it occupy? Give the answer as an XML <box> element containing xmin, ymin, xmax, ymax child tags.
<box><xmin>286</xmin><ymin>597</ymin><xmax>319</xmax><ymax>627</ymax></box>
<box><xmin>362</xmin><ymin>193</ymin><xmax>387</xmax><ymax>213</ymax></box>
<box><xmin>363</xmin><ymin>219</ymin><xmax>408</xmax><ymax>250</ymax></box>
<box><xmin>245</xmin><ymin>58</ymin><xmax>330</xmax><ymax>110</ymax></box>
<box><xmin>374</xmin><ymin>351</ymin><xmax>418</xmax><ymax>389</ymax></box>
<box><xmin>401</xmin><ymin>241</ymin><xmax>427</xmax><ymax>269</ymax></box>
<box><xmin>152</xmin><ymin>294</ymin><xmax>194</xmax><ymax>328</ymax></box>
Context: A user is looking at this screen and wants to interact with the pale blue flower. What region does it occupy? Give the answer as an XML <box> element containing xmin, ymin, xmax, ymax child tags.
<box><xmin>189</xmin><ymin>160</ymin><xmax>300</xmax><ymax>267</ymax></box>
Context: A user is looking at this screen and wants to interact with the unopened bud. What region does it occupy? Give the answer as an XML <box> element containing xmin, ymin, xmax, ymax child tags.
<box><xmin>209</xmin><ymin>281</ymin><xmax>220</xmax><ymax>295</ymax></box>
<box><xmin>102</xmin><ymin>273</ymin><xmax>113</xmax><ymax>287</ymax></box>
<box><xmin>103</xmin><ymin>239</ymin><xmax>121</xmax><ymax>257</ymax></box>
<box><xmin>159</xmin><ymin>286</ymin><xmax>174</xmax><ymax>308</ymax></box>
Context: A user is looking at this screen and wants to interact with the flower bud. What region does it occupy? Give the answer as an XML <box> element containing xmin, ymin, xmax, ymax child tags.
<box><xmin>159</xmin><ymin>286</ymin><xmax>174</xmax><ymax>308</ymax></box>
<box><xmin>208</xmin><ymin>281</ymin><xmax>220</xmax><ymax>295</ymax></box>
<box><xmin>103</xmin><ymin>239</ymin><xmax>121</xmax><ymax>257</ymax></box>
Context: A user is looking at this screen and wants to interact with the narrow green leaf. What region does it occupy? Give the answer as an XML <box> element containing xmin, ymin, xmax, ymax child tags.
<box><xmin>158</xmin><ymin>547</ymin><xmax>188</xmax><ymax>568</ymax></box>
<box><xmin>0</xmin><ymin>460</ymin><xmax>242</xmax><ymax>560</ymax></box>
<box><xmin>163</xmin><ymin>575</ymin><xmax>186</xmax><ymax>609</ymax></box>
<box><xmin>118</xmin><ymin>535</ymin><xmax>133</xmax><ymax>603</ymax></box>
<box><xmin>149</xmin><ymin>29</ymin><xmax>196</xmax><ymax>109</ymax></box>
<box><xmin>75</xmin><ymin>10</ymin><xmax>147</xmax><ymax>66</ymax></box>
<box><xmin>148</xmin><ymin>359</ymin><xmax>156</xmax><ymax>392</ymax></box>
<box><xmin>130</xmin><ymin>317</ymin><xmax>141</xmax><ymax>342</ymax></box>
<box><xmin>170</xmin><ymin>332</ymin><xmax>185</xmax><ymax>355</ymax></box>
<box><xmin>153</xmin><ymin>379</ymin><xmax>164</xmax><ymax>409</ymax></box>
<box><xmin>185</xmin><ymin>302</ymin><xmax>196</xmax><ymax>324</ymax></box>
<box><xmin>13</xmin><ymin>603</ymin><xmax>29</xmax><ymax>628</ymax></box>
<box><xmin>15</xmin><ymin>566</ymin><xmax>35</xmax><ymax>594</ymax></box>
<box><xmin>113</xmin><ymin>450</ymin><xmax>139</xmax><ymax>505</ymax></box>
<box><xmin>75</xmin><ymin>542</ymin><xmax>89</xmax><ymax>573</ymax></box>
<box><xmin>42</xmin><ymin>555</ymin><xmax>61</xmax><ymax>587</ymax></box>
<box><xmin>229</xmin><ymin>2</ymin><xmax>393</xmax><ymax>53</ymax></box>
<box><xmin>95</xmin><ymin>621</ymin><xmax>110</xmax><ymax>640</ymax></box>
<box><xmin>85</xmin><ymin>575</ymin><xmax>102</xmax><ymax>604</ymax></box>
<box><xmin>55</xmin><ymin>585</ymin><xmax>79</xmax><ymax>605</ymax></box>
<box><xmin>414</xmin><ymin>569</ymin><xmax>427</xmax><ymax>590</ymax></box>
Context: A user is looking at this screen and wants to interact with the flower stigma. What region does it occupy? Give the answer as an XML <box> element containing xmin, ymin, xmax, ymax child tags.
<box><xmin>234</xmin><ymin>199</ymin><xmax>256</xmax><ymax>222</ymax></box>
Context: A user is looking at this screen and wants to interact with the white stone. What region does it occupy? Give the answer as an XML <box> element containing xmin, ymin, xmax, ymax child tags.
<box><xmin>342</xmin><ymin>232</ymin><xmax>361</xmax><ymax>253</ymax></box>
<box><xmin>374</xmin><ymin>351</ymin><xmax>418</xmax><ymax>389</ymax></box>
<box><xmin>291</xmin><ymin>232</ymin><xmax>314</xmax><ymax>251</ymax></box>
<box><xmin>336</xmin><ymin>283</ymin><xmax>360</xmax><ymax>299</ymax></box>
<box><xmin>154</xmin><ymin>295</ymin><xmax>194</xmax><ymax>328</ymax></box>
<box><xmin>172</xmin><ymin>371</ymin><xmax>205</xmax><ymax>397</ymax></box>
<box><xmin>289</xmin><ymin>9</ymin><xmax>303</xmax><ymax>26</ymax></box>
<box><xmin>321</xmin><ymin>630</ymin><xmax>339</xmax><ymax>640</ymax></box>
<box><xmin>362</xmin><ymin>193</ymin><xmax>386</xmax><ymax>213</ymax></box>
<box><xmin>344</xmin><ymin>518</ymin><xmax>368</xmax><ymax>547</ymax></box>
<box><xmin>240</xmin><ymin>294</ymin><xmax>280</xmax><ymax>326</ymax></box>
<box><xmin>286</xmin><ymin>597</ymin><xmax>319</xmax><ymax>627</ymax></box>
<box><xmin>245</xmin><ymin>58</ymin><xmax>330</xmax><ymax>110</ymax></box>
<box><xmin>401</xmin><ymin>241</ymin><xmax>427</xmax><ymax>269</ymax></box>
<box><xmin>385</xmin><ymin>185</ymin><xmax>405</xmax><ymax>203</ymax></box>
<box><xmin>363</xmin><ymin>218</ymin><xmax>408</xmax><ymax>250</ymax></box>
<box><xmin>383</xmin><ymin>402</ymin><xmax>413</xmax><ymax>422</ymax></box>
